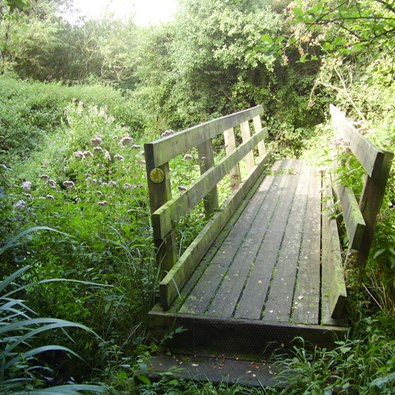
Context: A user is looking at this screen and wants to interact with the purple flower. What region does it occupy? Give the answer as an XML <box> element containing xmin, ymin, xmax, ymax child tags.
<box><xmin>83</xmin><ymin>151</ymin><xmax>93</xmax><ymax>158</ymax></box>
<box><xmin>14</xmin><ymin>200</ymin><xmax>26</xmax><ymax>209</ymax></box>
<box><xmin>161</xmin><ymin>130</ymin><xmax>175</xmax><ymax>137</ymax></box>
<box><xmin>40</xmin><ymin>174</ymin><xmax>50</xmax><ymax>180</ymax></box>
<box><xmin>131</xmin><ymin>144</ymin><xmax>141</xmax><ymax>150</ymax></box>
<box><xmin>97</xmin><ymin>201</ymin><xmax>108</xmax><ymax>206</ymax></box>
<box><xmin>120</xmin><ymin>136</ymin><xmax>133</xmax><ymax>146</ymax></box>
<box><xmin>73</xmin><ymin>151</ymin><xmax>84</xmax><ymax>159</ymax></box>
<box><xmin>22</xmin><ymin>181</ymin><xmax>31</xmax><ymax>192</ymax></box>
<box><xmin>123</xmin><ymin>183</ymin><xmax>136</xmax><ymax>190</ymax></box>
<box><xmin>63</xmin><ymin>181</ymin><xmax>75</xmax><ymax>189</ymax></box>
<box><xmin>114</xmin><ymin>154</ymin><xmax>124</xmax><ymax>161</ymax></box>
<box><xmin>93</xmin><ymin>147</ymin><xmax>104</xmax><ymax>154</ymax></box>
<box><xmin>48</xmin><ymin>179</ymin><xmax>57</xmax><ymax>188</ymax></box>
<box><xmin>91</xmin><ymin>136</ymin><xmax>102</xmax><ymax>147</ymax></box>
<box><xmin>183</xmin><ymin>154</ymin><xmax>193</xmax><ymax>161</ymax></box>
<box><xmin>104</xmin><ymin>151</ymin><xmax>111</xmax><ymax>161</ymax></box>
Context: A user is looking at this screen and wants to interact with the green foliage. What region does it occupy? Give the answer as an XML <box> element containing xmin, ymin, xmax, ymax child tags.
<box><xmin>273</xmin><ymin>324</ymin><xmax>395</xmax><ymax>394</ymax></box>
<box><xmin>0</xmin><ymin>263</ymin><xmax>104</xmax><ymax>393</ymax></box>
<box><xmin>0</xmin><ymin>77</ymin><xmax>145</xmax><ymax>163</ymax></box>
<box><xmin>290</xmin><ymin>0</ymin><xmax>395</xmax><ymax>61</ymax></box>
<box><xmin>0</xmin><ymin>98</ymin><xmax>159</xmax><ymax>384</ymax></box>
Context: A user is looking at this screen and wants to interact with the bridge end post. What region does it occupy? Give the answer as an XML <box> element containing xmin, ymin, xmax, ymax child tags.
<box><xmin>144</xmin><ymin>143</ymin><xmax>177</xmax><ymax>279</ymax></box>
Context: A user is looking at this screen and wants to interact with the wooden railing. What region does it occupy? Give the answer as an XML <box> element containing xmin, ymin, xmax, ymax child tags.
<box><xmin>330</xmin><ymin>104</ymin><xmax>393</xmax><ymax>266</ymax></box>
<box><xmin>144</xmin><ymin>106</ymin><xmax>271</xmax><ymax>309</ymax></box>
<box><xmin>326</xmin><ymin>104</ymin><xmax>393</xmax><ymax>318</ymax></box>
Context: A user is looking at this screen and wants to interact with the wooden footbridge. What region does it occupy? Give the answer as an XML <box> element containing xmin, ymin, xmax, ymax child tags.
<box><xmin>144</xmin><ymin>105</ymin><xmax>393</xmax><ymax>367</ymax></box>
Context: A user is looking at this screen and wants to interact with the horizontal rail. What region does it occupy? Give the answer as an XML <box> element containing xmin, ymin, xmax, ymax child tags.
<box><xmin>145</xmin><ymin>105</ymin><xmax>263</xmax><ymax>168</ymax></box>
<box><xmin>160</xmin><ymin>152</ymin><xmax>272</xmax><ymax>309</ymax></box>
<box><xmin>152</xmin><ymin>128</ymin><xmax>268</xmax><ymax>239</ymax></box>
<box><xmin>330</xmin><ymin>104</ymin><xmax>385</xmax><ymax>179</ymax></box>
<box><xmin>336</xmin><ymin>184</ymin><xmax>366</xmax><ymax>250</ymax></box>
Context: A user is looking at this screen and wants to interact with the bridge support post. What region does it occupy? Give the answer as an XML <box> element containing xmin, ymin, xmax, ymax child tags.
<box><xmin>144</xmin><ymin>144</ymin><xmax>177</xmax><ymax>279</ymax></box>
<box><xmin>198</xmin><ymin>139</ymin><xmax>219</xmax><ymax>218</ymax></box>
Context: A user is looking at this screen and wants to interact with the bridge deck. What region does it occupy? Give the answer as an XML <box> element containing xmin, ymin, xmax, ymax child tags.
<box><xmin>149</xmin><ymin>159</ymin><xmax>347</xmax><ymax>352</ymax></box>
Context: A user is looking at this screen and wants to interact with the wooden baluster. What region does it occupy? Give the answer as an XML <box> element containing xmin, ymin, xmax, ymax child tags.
<box><xmin>198</xmin><ymin>139</ymin><xmax>219</xmax><ymax>218</ymax></box>
<box><xmin>253</xmin><ymin>115</ymin><xmax>266</xmax><ymax>157</ymax></box>
<box><xmin>224</xmin><ymin>127</ymin><xmax>241</xmax><ymax>190</ymax></box>
<box><xmin>240</xmin><ymin>121</ymin><xmax>255</xmax><ymax>172</ymax></box>
<box><xmin>144</xmin><ymin>144</ymin><xmax>177</xmax><ymax>279</ymax></box>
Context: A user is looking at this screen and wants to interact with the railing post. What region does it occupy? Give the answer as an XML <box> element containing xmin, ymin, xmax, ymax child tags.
<box><xmin>240</xmin><ymin>121</ymin><xmax>255</xmax><ymax>172</ymax></box>
<box><xmin>253</xmin><ymin>115</ymin><xmax>266</xmax><ymax>157</ymax></box>
<box><xmin>224</xmin><ymin>127</ymin><xmax>241</xmax><ymax>190</ymax></box>
<box><xmin>357</xmin><ymin>151</ymin><xmax>393</xmax><ymax>267</ymax></box>
<box><xmin>144</xmin><ymin>143</ymin><xmax>177</xmax><ymax>279</ymax></box>
<box><xmin>197</xmin><ymin>139</ymin><xmax>219</xmax><ymax>218</ymax></box>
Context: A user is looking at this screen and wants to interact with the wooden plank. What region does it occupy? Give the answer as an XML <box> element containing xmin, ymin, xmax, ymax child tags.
<box><xmin>180</xmin><ymin>160</ymin><xmax>288</xmax><ymax>315</ymax></box>
<box><xmin>147</xmin><ymin>353</ymin><xmax>276</xmax><ymax>387</ymax></box>
<box><xmin>321</xmin><ymin>183</ymin><xmax>347</xmax><ymax>323</ymax></box>
<box><xmin>336</xmin><ymin>184</ymin><xmax>366</xmax><ymax>250</ymax></box>
<box><xmin>159</xmin><ymin>152</ymin><xmax>272</xmax><ymax>310</ymax></box>
<box><xmin>152</xmin><ymin>128</ymin><xmax>267</xmax><ymax>239</ymax></box>
<box><xmin>210</xmin><ymin>159</ymin><xmax>302</xmax><ymax>320</ymax></box>
<box><xmin>207</xmin><ymin>163</ymin><xmax>303</xmax><ymax>318</ymax></box>
<box><xmin>168</xmin><ymin>165</ymin><xmax>271</xmax><ymax>314</ymax></box>
<box><xmin>356</xmin><ymin>151</ymin><xmax>393</xmax><ymax>267</ymax></box>
<box><xmin>144</xmin><ymin>146</ymin><xmax>177</xmax><ymax>277</ymax></box>
<box><xmin>149</xmin><ymin>106</ymin><xmax>263</xmax><ymax>167</ymax></box>
<box><xmin>149</xmin><ymin>305</ymin><xmax>348</xmax><ymax>353</ymax></box>
<box><xmin>224</xmin><ymin>127</ymin><xmax>241</xmax><ymax>190</ymax></box>
<box><xmin>253</xmin><ymin>115</ymin><xmax>266</xmax><ymax>157</ymax></box>
<box><xmin>291</xmin><ymin>168</ymin><xmax>322</xmax><ymax>325</ymax></box>
<box><xmin>240</xmin><ymin>121</ymin><xmax>255</xmax><ymax>172</ymax></box>
<box><xmin>261</xmin><ymin>164</ymin><xmax>311</xmax><ymax>323</ymax></box>
<box><xmin>197</xmin><ymin>139</ymin><xmax>219</xmax><ymax>218</ymax></box>
<box><xmin>330</xmin><ymin>104</ymin><xmax>384</xmax><ymax>179</ymax></box>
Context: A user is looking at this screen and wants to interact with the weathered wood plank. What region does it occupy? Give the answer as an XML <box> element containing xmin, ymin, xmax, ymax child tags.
<box><xmin>197</xmin><ymin>139</ymin><xmax>219</xmax><ymax>218</ymax></box>
<box><xmin>240</xmin><ymin>121</ymin><xmax>255</xmax><ymax>172</ymax></box>
<box><xmin>291</xmin><ymin>169</ymin><xmax>322</xmax><ymax>325</ymax></box>
<box><xmin>218</xmin><ymin>160</ymin><xmax>302</xmax><ymax>320</ymax></box>
<box><xmin>330</xmin><ymin>104</ymin><xmax>383</xmax><ymax>179</ymax></box>
<box><xmin>321</xmin><ymin>183</ymin><xmax>348</xmax><ymax>323</ymax></box>
<box><xmin>159</xmin><ymin>152</ymin><xmax>272</xmax><ymax>310</ymax></box>
<box><xmin>261</xmin><ymin>164</ymin><xmax>311</xmax><ymax>323</ymax></box>
<box><xmin>169</xmin><ymin>165</ymin><xmax>271</xmax><ymax>314</ymax></box>
<box><xmin>152</xmin><ymin>128</ymin><xmax>267</xmax><ymax>239</ymax></box>
<box><xmin>336</xmin><ymin>184</ymin><xmax>366</xmax><ymax>250</ymax></box>
<box><xmin>207</xmin><ymin>163</ymin><xmax>304</xmax><ymax>318</ymax></box>
<box><xmin>180</xmin><ymin>160</ymin><xmax>288</xmax><ymax>315</ymax></box>
<box><xmin>149</xmin><ymin>106</ymin><xmax>263</xmax><ymax>167</ymax></box>
<box><xmin>224</xmin><ymin>127</ymin><xmax>241</xmax><ymax>190</ymax></box>
<box><xmin>253</xmin><ymin>115</ymin><xmax>266</xmax><ymax>157</ymax></box>
<box><xmin>149</xmin><ymin>305</ymin><xmax>347</xmax><ymax>353</ymax></box>
<box><xmin>356</xmin><ymin>151</ymin><xmax>393</xmax><ymax>267</ymax></box>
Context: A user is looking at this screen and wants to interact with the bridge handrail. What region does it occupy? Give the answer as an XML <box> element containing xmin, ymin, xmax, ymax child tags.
<box><xmin>330</xmin><ymin>104</ymin><xmax>393</xmax><ymax>266</ymax></box>
<box><xmin>326</xmin><ymin>104</ymin><xmax>393</xmax><ymax>318</ymax></box>
<box><xmin>144</xmin><ymin>106</ymin><xmax>271</xmax><ymax>309</ymax></box>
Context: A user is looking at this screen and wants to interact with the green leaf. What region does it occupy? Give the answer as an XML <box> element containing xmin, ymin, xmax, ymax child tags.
<box><xmin>373</xmin><ymin>248</ymin><xmax>386</xmax><ymax>259</ymax></box>
<box><xmin>137</xmin><ymin>375</ymin><xmax>151</xmax><ymax>385</ymax></box>
<box><xmin>261</xmin><ymin>34</ymin><xmax>273</xmax><ymax>44</ymax></box>
<box><xmin>293</xmin><ymin>7</ymin><xmax>304</xmax><ymax>18</ymax></box>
